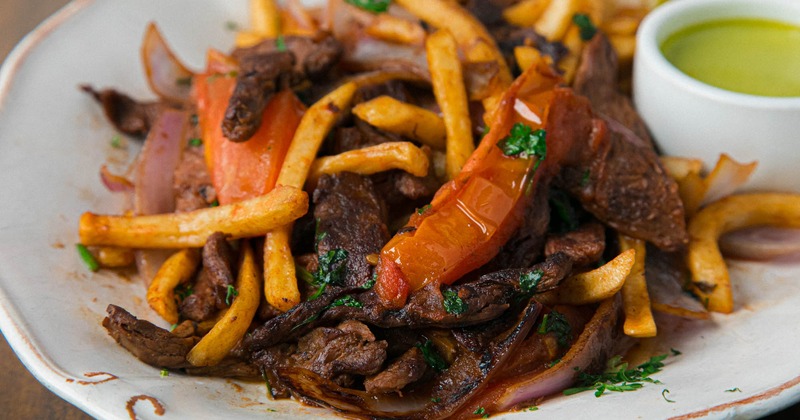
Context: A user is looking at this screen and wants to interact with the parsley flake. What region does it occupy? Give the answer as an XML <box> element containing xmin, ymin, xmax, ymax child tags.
<box><xmin>361</xmin><ymin>272</ymin><xmax>377</xmax><ymax>290</ymax></box>
<box><xmin>416</xmin><ymin>340</ymin><xmax>448</xmax><ymax>372</ymax></box>
<box><xmin>225</xmin><ymin>285</ymin><xmax>239</xmax><ymax>305</ymax></box>
<box><xmin>417</xmin><ymin>204</ymin><xmax>432</xmax><ymax>215</ymax></box>
<box><xmin>329</xmin><ymin>295</ymin><xmax>363</xmax><ymax>308</ymax></box>
<box><xmin>725</xmin><ymin>387</ymin><xmax>742</xmax><ymax>393</ymax></box>
<box><xmin>309</xmin><ymin>248</ymin><xmax>349</xmax><ymax>300</ymax></box>
<box><xmin>176</xmin><ymin>76</ymin><xmax>192</xmax><ymax>87</ymax></box>
<box><xmin>662</xmin><ymin>389</ymin><xmax>675</xmax><ymax>403</ymax></box>
<box><xmin>670</xmin><ymin>348</ymin><xmax>682</xmax><ymax>356</ymax></box>
<box><xmin>520</xmin><ymin>269</ymin><xmax>544</xmax><ymax>295</ymax></box>
<box><xmin>76</xmin><ymin>244</ymin><xmax>99</xmax><ymax>272</ymax></box>
<box><xmin>160</xmin><ymin>368</ymin><xmax>169</xmax><ymax>377</ymax></box>
<box><xmin>110</xmin><ymin>134</ymin><xmax>123</xmax><ymax>149</ymax></box>
<box><xmin>442</xmin><ymin>289</ymin><xmax>468</xmax><ymax>315</ymax></box>
<box><xmin>573</xmin><ymin>13</ymin><xmax>598</xmax><ymax>41</ymax></box>
<box><xmin>276</xmin><ymin>35</ymin><xmax>287</xmax><ymax>52</ymax></box>
<box><xmin>537</xmin><ymin>311</ymin><xmax>572</xmax><ymax>348</ymax></box>
<box><xmin>175</xmin><ymin>283</ymin><xmax>194</xmax><ymax>300</ymax></box>
<box><xmin>188</xmin><ymin>137</ymin><xmax>203</xmax><ymax>147</ymax></box>
<box><xmin>225</xmin><ymin>21</ymin><xmax>239</xmax><ymax>31</ymax></box>
<box><xmin>473</xmin><ymin>407</ymin><xmax>486</xmax><ymax>415</ymax></box>
<box><xmin>563</xmin><ymin>354</ymin><xmax>668</xmax><ymax>397</ymax></box>
<box><xmin>497</xmin><ymin>123</ymin><xmax>547</xmax><ymax>164</ymax></box>
<box><xmin>345</xmin><ymin>0</ymin><xmax>391</xmax><ymax>13</ymax></box>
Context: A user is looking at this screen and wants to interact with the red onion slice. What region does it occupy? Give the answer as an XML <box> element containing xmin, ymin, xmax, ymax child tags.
<box><xmin>99</xmin><ymin>164</ymin><xmax>134</xmax><ymax>193</ymax></box>
<box><xmin>141</xmin><ymin>23</ymin><xmax>195</xmax><ymax>104</ymax></box>
<box><xmin>720</xmin><ymin>226</ymin><xmax>800</xmax><ymax>262</ymax></box>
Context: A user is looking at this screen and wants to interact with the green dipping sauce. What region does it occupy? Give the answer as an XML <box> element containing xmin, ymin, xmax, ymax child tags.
<box><xmin>660</xmin><ymin>18</ymin><xmax>800</xmax><ymax>97</ymax></box>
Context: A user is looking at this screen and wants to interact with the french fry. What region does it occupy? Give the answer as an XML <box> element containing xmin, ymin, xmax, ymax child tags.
<box><xmin>558</xmin><ymin>26</ymin><xmax>584</xmax><ymax>84</ymax></box>
<box><xmin>535</xmin><ymin>0</ymin><xmax>579</xmax><ymax>41</ymax></box>
<box><xmin>353</xmin><ymin>96</ymin><xmax>446</xmax><ymax>149</ymax></box>
<box><xmin>265</xmin><ymin>82</ymin><xmax>358</xmax><ymax>312</ymax></box>
<box><xmin>503</xmin><ymin>0</ymin><xmax>552</xmax><ymax>27</ymax></box>
<box><xmin>661</xmin><ymin>156</ymin><xmax>703</xmax><ymax>180</ymax></box>
<box><xmin>146</xmin><ymin>249</ymin><xmax>200</xmax><ymax>324</ymax></box>
<box><xmin>602</xmin><ymin>14</ymin><xmax>641</xmax><ymax>36</ymax></box>
<box><xmin>392</xmin><ymin>0</ymin><xmax>512</xmax><ymax>114</ymax></box>
<box><xmin>366</xmin><ymin>14</ymin><xmax>426</xmax><ymax>45</ymax></box>
<box><xmin>537</xmin><ymin>249</ymin><xmax>635</xmax><ymax>306</ymax></box>
<box><xmin>94</xmin><ymin>246</ymin><xmax>135</xmax><ymax>268</ymax></box>
<box><xmin>426</xmin><ymin>30</ymin><xmax>474</xmax><ymax>180</ymax></box>
<box><xmin>348</xmin><ymin>70</ymin><xmax>430</xmax><ymax>88</ymax></box>
<box><xmin>79</xmin><ymin>185</ymin><xmax>308</xmax><ymax>248</ymax></box>
<box><xmin>608</xmin><ymin>34</ymin><xmax>637</xmax><ymax>67</ymax></box>
<box><xmin>281</xmin><ymin>0</ymin><xmax>318</xmax><ymax>37</ymax></box>
<box><xmin>187</xmin><ymin>241</ymin><xmax>261</xmax><ymax>366</ymax></box>
<box><xmin>514</xmin><ymin>46</ymin><xmax>553</xmax><ymax>73</ymax></box>
<box><xmin>235</xmin><ymin>31</ymin><xmax>267</xmax><ymax>48</ymax></box>
<box><xmin>250</xmin><ymin>0</ymin><xmax>281</xmax><ymax>38</ymax></box>
<box><xmin>308</xmin><ymin>142</ymin><xmax>430</xmax><ymax>186</ymax></box>
<box><xmin>619</xmin><ymin>235</ymin><xmax>657</xmax><ymax>337</ymax></box>
<box><xmin>687</xmin><ymin>193</ymin><xmax>800</xmax><ymax>313</ymax></box>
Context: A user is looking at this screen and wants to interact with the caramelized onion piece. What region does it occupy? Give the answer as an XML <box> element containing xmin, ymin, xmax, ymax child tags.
<box><xmin>720</xmin><ymin>226</ymin><xmax>800</xmax><ymax>262</ymax></box>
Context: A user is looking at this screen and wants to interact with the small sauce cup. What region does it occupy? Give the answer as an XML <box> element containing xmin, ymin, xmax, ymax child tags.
<box><xmin>633</xmin><ymin>0</ymin><xmax>800</xmax><ymax>193</ymax></box>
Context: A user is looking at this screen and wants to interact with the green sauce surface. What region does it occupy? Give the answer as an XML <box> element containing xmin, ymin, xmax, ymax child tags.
<box><xmin>661</xmin><ymin>18</ymin><xmax>800</xmax><ymax>97</ymax></box>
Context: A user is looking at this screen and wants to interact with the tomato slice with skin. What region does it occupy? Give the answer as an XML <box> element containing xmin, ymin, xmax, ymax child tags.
<box><xmin>375</xmin><ymin>64</ymin><xmax>563</xmax><ymax>308</ymax></box>
<box><xmin>194</xmin><ymin>50</ymin><xmax>306</xmax><ymax>205</ymax></box>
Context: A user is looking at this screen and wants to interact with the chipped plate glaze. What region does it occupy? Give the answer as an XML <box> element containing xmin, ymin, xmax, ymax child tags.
<box><xmin>1</xmin><ymin>1</ymin><xmax>800</xmax><ymax>419</ymax></box>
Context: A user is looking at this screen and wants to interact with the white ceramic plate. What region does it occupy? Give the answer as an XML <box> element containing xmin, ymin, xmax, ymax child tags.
<box><xmin>1</xmin><ymin>1</ymin><xmax>800</xmax><ymax>419</ymax></box>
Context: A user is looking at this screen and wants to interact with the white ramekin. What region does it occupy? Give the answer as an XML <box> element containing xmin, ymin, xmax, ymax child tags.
<box><xmin>633</xmin><ymin>0</ymin><xmax>800</xmax><ymax>193</ymax></box>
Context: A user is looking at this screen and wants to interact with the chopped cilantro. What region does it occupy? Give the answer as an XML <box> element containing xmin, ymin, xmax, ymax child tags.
<box><xmin>160</xmin><ymin>369</ymin><xmax>169</xmax><ymax>377</ymax></box>
<box><xmin>309</xmin><ymin>248</ymin><xmax>349</xmax><ymax>299</ymax></box>
<box><xmin>209</xmin><ymin>199</ymin><xmax>219</xmax><ymax>208</ymax></box>
<box><xmin>563</xmin><ymin>354</ymin><xmax>668</xmax><ymax>397</ymax></box>
<box><xmin>525</xmin><ymin>406</ymin><xmax>539</xmax><ymax>412</ymax></box>
<box><xmin>519</xmin><ymin>269</ymin><xmax>544</xmax><ymax>295</ymax></box>
<box><xmin>225</xmin><ymin>284</ymin><xmax>238</xmax><ymax>306</ymax></box>
<box><xmin>190</xmin><ymin>113</ymin><xmax>199</xmax><ymax>126</ymax></box>
<box><xmin>225</xmin><ymin>21</ymin><xmax>239</xmax><ymax>31</ymax></box>
<box><xmin>417</xmin><ymin>204</ymin><xmax>432</xmax><ymax>215</ymax></box>
<box><xmin>110</xmin><ymin>134</ymin><xmax>123</xmax><ymax>148</ymax></box>
<box><xmin>546</xmin><ymin>358</ymin><xmax>561</xmax><ymax>368</ymax></box>
<box><xmin>497</xmin><ymin>123</ymin><xmax>547</xmax><ymax>165</ymax></box>
<box><xmin>296</xmin><ymin>266</ymin><xmax>315</xmax><ymax>285</ymax></box>
<box><xmin>581</xmin><ymin>169</ymin><xmax>591</xmax><ymax>187</ymax></box>
<box><xmin>537</xmin><ymin>311</ymin><xmax>572</xmax><ymax>348</ymax></box>
<box><xmin>361</xmin><ymin>272</ymin><xmax>377</xmax><ymax>290</ymax></box>
<box><xmin>725</xmin><ymin>387</ymin><xmax>742</xmax><ymax>393</ymax></box>
<box><xmin>442</xmin><ymin>289</ymin><xmax>468</xmax><ymax>315</ymax></box>
<box><xmin>188</xmin><ymin>137</ymin><xmax>203</xmax><ymax>147</ymax></box>
<box><xmin>76</xmin><ymin>244</ymin><xmax>99</xmax><ymax>272</ymax></box>
<box><xmin>169</xmin><ymin>323</ymin><xmax>178</xmax><ymax>332</ymax></box>
<box><xmin>416</xmin><ymin>340</ymin><xmax>448</xmax><ymax>372</ymax></box>
<box><xmin>549</xmin><ymin>189</ymin><xmax>580</xmax><ymax>232</ymax></box>
<box><xmin>481</xmin><ymin>126</ymin><xmax>490</xmax><ymax>139</ymax></box>
<box><xmin>573</xmin><ymin>13</ymin><xmax>598</xmax><ymax>41</ymax></box>
<box><xmin>329</xmin><ymin>295</ymin><xmax>363</xmax><ymax>308</ymax></box>
<box><xmin>670</xmin><ymin>348</ymin><xmax>682</xmax><ymax>356</ymax></box>
<box><xmin>276</xmin><ymin>35</ymin><xmax>287</xmax><ymax>52</ymax></box>
<box><xmin>662</xmin><ymin>389</ymin><xmax>675</xmax><ymax>403</ymax></box>
<box><xmin>431</xmin><ymin>397</ymin><xmax>441</xmax><ymax>403</ymax></box>
<box><xmin>175</xmin><ymin>283</ymin><xmax>194</xmax><ymax>300</ymax></box>
<box><xmin>345</xmin><ymin>0</ymin><xmax>391</xmax><ymax>13</ymax></box>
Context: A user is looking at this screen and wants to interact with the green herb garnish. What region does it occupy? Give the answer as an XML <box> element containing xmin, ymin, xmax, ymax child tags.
<box><xmin>416</xmin><ymin>340</ymin><xmax>448</xmax><ymax>372</ymax></box>
<box><xmin>361</xmin><ymin>272</ymin><xmax>377</xmax><ymax>290</ymax></box>
<box><xmin>176</xmin><ymin>76</ymin><xmax>193</xmax><ymax>87</ymax></box>
<box><xmin>76</xmin><ymin>244</ymin><xmax>99</xmax><ymax>272</ymax></box>
<box><xmin>169</xmin><ymin>323</ymin><xmax>178</xmax><ymax>332</ymax></box>
<box><xmin>442</xmin><ymin>289</ymin><xmax>468</xmax><ymax>315</ymax></box>
<box><xmin>563</xmin><ymin>354</ymin><xmax>668</xmax><ymax>397</ymax></box>
<box><xmin>725</xmin><ymin>387</ymin><xmax>742</xmax><ymax>393</ymax></box>
<box><xmin>225</xmin><ymin>21</ymin><xmax>239</xmax><ymax>31</ymax></box>
<box><xmin>546</xmin><ymin>358</ymin><xmax>561</xmax><ymax>368</ymax></box>
<box><xmin>297</xmin><ymin>266</ymin><xmax>315</xmax><ymax>285</ymax></box>
<box><xmin>525</xmin><ymin>406</ymin><xmax>539</xmax><ymax>412</ymax></box>
<box><xmin>190</xmin><ymin>113</ymin><xmax>199</xmax><ymax>126</ymax></box>
<box><xmin>520</xmin><ymin>269</ymin><xmax>543</xmax><ymax>295</ymax></box>
<box><xmin>573</xmin><ymin>13</ymin><xmax>598</xmax><ymax>41</ymax></box>
<box><xmin>175</xmin><ymin>283</ymin><xmax>194</xmax><ymax>300</ymax></box>
<box><xmin>581</xmin><ymin>169</ymin><xmax>591</xmax><ymax>187</ymax></box>
<box><xmin>188</xmin><ymin>137</ymin><xmax>203</xmax><ymax>147</ymax></box>
<box><xmin>330</xmin><ymin>295</ymin><xmax>363</xmax><ymax>309</ymax></box>
<box><xmin>160</xmin><ymin>369</ymin><xmax>169</xmax><ymax>377</ymax></box>
<box><xmin>431</xmin><ymin>397</ymin><xmax>441</xmax><ymax>403</ymax></box>
<box><xmin>417</xmin><ymin>204</ymin><xmax>432</xmax><ymax>215</ymax></box>
<box><xmin>670</xmin><ymin>348</ymin><xmax>682</xmax><ymax>356</ymax></box>
<box><xmin>537</xmin><ymin>310</ymin><xmax>572</xmax><ymax>348</ymax></box>
<box><xmin>276</xmin><ymin>35</ymin><xmax>287</xmax><ymax>52</ymax></box>
<box><xmin>549</xmin><ymin>189</ymin><xmax>579</xmax><ymax>232</ymax></box>
<box><xmin>110</xmin><ymin>134</ymin><xmax>123</xmax><ymax>149</ymax></box>
<box><xmin>497</xmin><ymin>123</ymin><xmax>547</xmax><ymax>164</ymax></box>
<box><xmin>662</xmin><ymin>389</ymin><xmax>675</xmax><ymax>403</ymax></box>
<box><xmin>309</xmin><ymin>248</ymin><xmax>349</xmax><ymax>299</ymax></box>
<box><xmin>345</xmin><ymin>0</ymin><xmax>391</xmax><ymax>13</ymax></box>
<box><xmin>225</xmin><ymin>285</ymin><xmax>239</xmax><ymax>305</ymax></box>
<box><xmin>209</xmin><ymin>199</ymin><xmax>219</xmax><ymax>208</ymax></box>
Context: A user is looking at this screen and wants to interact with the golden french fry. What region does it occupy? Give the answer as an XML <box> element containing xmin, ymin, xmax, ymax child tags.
<box><xmin>353</xmin><ymin>96</ymin><xmax>446</xmax><ymax>149</ymax></box>
<box><xmin>688</xmin><ymin>193</ymin><xmax>800</xmax><ymax>313</ymax></box>
<box><xmin>619</xmin><ymin>235</ymin><xmax>657</xmax><ymax>337</ymax></box>
<box><xmin>264</xmin><ymin>82</ymin><xmax>358</xmax><ymax>312</ymax></box>
<box><xmin>94</xmin><ymin>246</ymin><xmax>135</xmax><ymax>268</ymax></box>
<box><xmin>602</xmin><ymin>14</ymin><xmax>641</xmax><ymax>36</ymax></box>
<box><xmin>366</xmin><ymin>14</ymin><xmax>426</xmax><ymax>45</ymax></box>
<box><xmin>535</xmin><ymin>0</ymin><xmax>579</xmax><ymax>41</ymax></box>
<box><xmin>250</xmin><ymin>0</ymin><xmax>281</xmax><ymax>38</ymax></box>
<box><xmin>278</xmin><ymin>82</ymin><xmax>358</xmax><ymax>188</ymax></box>
<box><xmin>235</xmin><ymin>31</ymin><xmax>268</xmax><ymax>48</ymax></box>
<box><xmin>348</xmin><ymin>70</ymin><xmax>430</xmax><ymax>88</ymax></box>
<box><xmin>503</xmin><ymin>0</ymin><xmax>552</xmax><ymax>27</ymax></box>
<box><xmin>393</xmin><ymin>0</ymin><xmax>512</xmax><ymax>114</ymax></box>
<box><xmin>608</xmin><ymin>34</ymin><xmax>636</xmax><ymax>66</ymax></box>
<box><xmin>660</xmin><ymin>156</ymin><xmax>704</xmax><ymax>181</ymax></box>
<box><xmin>558</xmin><ymin>26</ymin><xmax>584</xmax><ymax>84</ymax></box>
<box><xmin>701</xmin><ymin>153</ymin><xmax>757</xmax><ymax>205</ymax></box>
<box><xmin>281</xmin><ymin>0</ymin><xmax>318</xmax><ymax>37</ymax></box>
<box><xmin>146</xmin><ymin>249</ymin><xmax>200</xmax><ymax>324</ymax></box>
<box><xmin>514</xmin><ymin>46</ymin><xmax>553</xmax><ymax>73</ymax></box>
<box><xmin>264</xmin><ymin>227</ymin><xmax>298</xmax><ymax>312</ymax></box>
<box><xmin>308</xmin><ymin>142</ymin><xmax>430</xmax><ymax>186</ymax></box>
<box><xmin>426</xmin><ymin>30</ymin><xmax>474</xmax><ymax>180</ymax></box>
<box><xmin>187</xmin><ymin>241</ymin><xmax>261</xmax><ymax>366</ymax></box>
<box><xmin>79</xmin><ymin>185</ymin><xmax>308</xmax><ymax>248</ymax></box>
<box><xmin>537</xmin><ymin>249</ymin><xmax>635</xmax><ymax>306</ymax></box>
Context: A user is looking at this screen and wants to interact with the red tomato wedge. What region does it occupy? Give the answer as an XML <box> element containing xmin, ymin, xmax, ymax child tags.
<box><xmin>194</xmin><ymin>51</ymin><xmax>306</xmax><ymax>205</ymax></box>
<box><xmin>375</xmin><ymin>64</ymin><xmax>565</xmax><ymax>308</ymax></box>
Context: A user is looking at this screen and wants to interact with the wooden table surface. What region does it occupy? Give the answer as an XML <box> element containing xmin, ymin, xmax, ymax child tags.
<box><xmin>1</xmin><ymin>1</ymin><xmax>799</xmax><ymax>419</ymax></box>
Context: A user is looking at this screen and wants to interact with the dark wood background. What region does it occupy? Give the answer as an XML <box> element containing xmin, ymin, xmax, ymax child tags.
<box><xmin>0</xmin><ymin>1</ymin><xmax>798</xmax><ymax>418</ymax></box>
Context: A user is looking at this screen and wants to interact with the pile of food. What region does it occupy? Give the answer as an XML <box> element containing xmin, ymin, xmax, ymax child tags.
<box><xmin>75</xmin><ymin>0</ymin><xmax>800</xmax><ymax>417</ymax></box>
